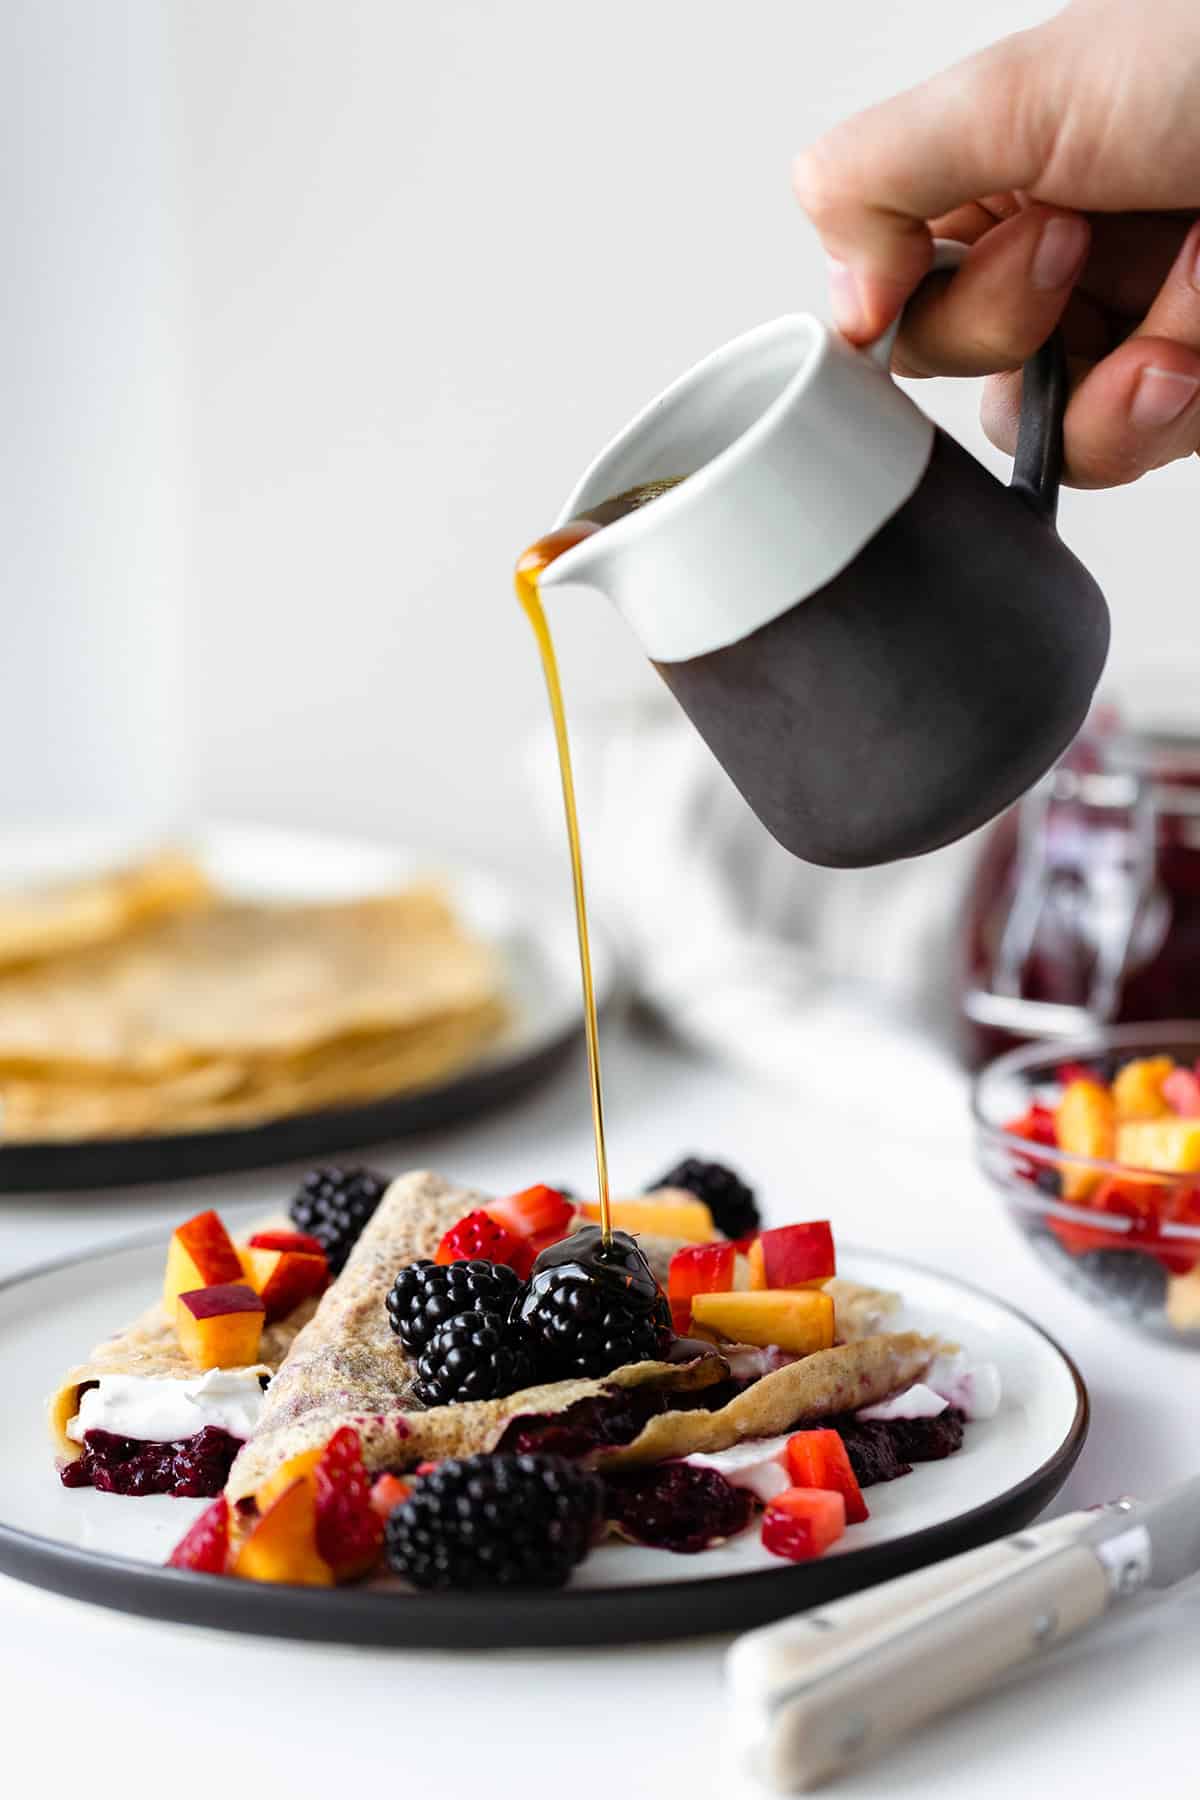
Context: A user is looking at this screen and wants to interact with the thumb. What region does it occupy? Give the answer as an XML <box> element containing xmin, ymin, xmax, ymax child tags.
<box><xmin>793</xmin><ymin>27</ymin><xmax>1058</xmax><ymax>341</ymax></box>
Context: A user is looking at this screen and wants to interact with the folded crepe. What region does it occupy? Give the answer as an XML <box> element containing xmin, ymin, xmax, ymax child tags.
<box><xmin>226</xmin><ymin>1170</ymin><xmax>936</xmax><ymax>1504</ymax></box>
<box><xmin>48</xmin><ymin>1222</ymin><xmax>317</xmax><ymax>1463</ymax></box>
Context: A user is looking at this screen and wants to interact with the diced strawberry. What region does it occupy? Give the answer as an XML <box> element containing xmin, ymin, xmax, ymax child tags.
<box><xmin>785</xmin><ymin>1429</ymin><xmax>869</xmax><ymax>1525</ymax></box>
<box><xmin>761</xmin><ymin>1487</ymin><xmax>846</xmax><ymax>1562</ymax></box>
<box><xmin>1057</xmin><ymin>1061</ymin><xmax>1099</xmax><ymax>1089</ymax></box>
<box><xmin>487</xmin><ymin>1185</ymin><xmax>575</xmax><ymax>1243</ymax></box>
<box><xmin>167</xmin><ymin>1495</ymin><xmax>230</xmax><ymax>1574</ymax></box>
<box><xmin>247</xmin><ymin>1229</ymin><xmax>328</xmax><ymax>1260</ymax></box>
<box><xmin>435</xmin><ymin>1209</ymin><xmax>527</xmax><ymax>1273</ymax></box>
<box><xmin>1164</xmin><ymin>1069</ymin><xmax>1200</xmax><ymax>1118</ymax></box>
<box><xmin>368</xmin><ymin>1473</ymin><xmax>413</xmax><ymax>1520</ymax></box>
<box><xmin>1004</xmin><ymin>1104</ymin><xmax>1058</xmax><ymax>1148</ymax></box>
<box><xmin>313</xmin><ymin>1426</ymin><xmax>384</xmax><ymax>1581</ymax></box>
<box><xmin>667</xmin><ymin>1242</ymin><xmax>737</xmax><ymax>1331</ymax></box>
<box><xmin>1047</xmin><ymin>1176</ymin><xmax>1154</xmax><ymax>1257</ymax></box>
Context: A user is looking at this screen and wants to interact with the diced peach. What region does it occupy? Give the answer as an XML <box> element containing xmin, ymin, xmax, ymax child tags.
<box><xmin>237</xmin><ymin>1246</ymin><xmax>328</xmax><ymax>1322</ymax></box>
<box><xmin>690</xmin><ymin>1288</ymin><xmax>835</xmax><ymax>1354</ymax></box>
<box><xmin>747</xmin><ymin>1222</ymin><xmax>836</xmax><ymax>1290</ymax></box>
<box><xmin>232</xmin><ymin>1479</ymin><xmax>334</xmax><ymax>1587</ymax></box>
<box><xmin>246</xmin><ymin>1229</ymin><xmax>327</xmax><ymax>1258</ymax></box>
<box><xmin>580</xmin><ymin>1193</ymin><xmax>717</xmax><ymax>1241</ymax></box>
<box><xmin>1055</xmin><ymin>1078</ymin><xmax>1116</xmax><ymax>1199</ymax></box>
<box><xmin>254</xmin><ymin>1445</ymin><xmax>324</xmax><ymax>1515</ymax></box>
<box><xmin>1117</xmin><ymin>1118</ymin><xmax>1200</xmax><ymax>1174</ymax></box>
<box><xmin>1112</xmin><ymin>1057</ymin><xmax>1174</xmax><ymax>1122</ymax></box>
<box><xmin>163</xmin><ymin>1209</ymin><xmax>243</xmax><ymax>1311</ymax></box>
<box><xmin>175</xmin><ymin>1283</ymin><xmax>265</xmax><ymax>1369</ymax></box>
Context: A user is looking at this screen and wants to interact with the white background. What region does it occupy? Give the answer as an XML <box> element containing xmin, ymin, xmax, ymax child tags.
<box><xmin>3</xmin><ymin>0</ymin><xmax>1196</xmax><ymax>877</ymax></box>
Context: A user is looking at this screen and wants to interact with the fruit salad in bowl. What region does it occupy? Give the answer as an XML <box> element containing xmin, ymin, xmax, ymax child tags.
<box><xmin>973</xmin><ymin>1023</ymin><xmax>1200</xmax><ymax>1341</ymax></box>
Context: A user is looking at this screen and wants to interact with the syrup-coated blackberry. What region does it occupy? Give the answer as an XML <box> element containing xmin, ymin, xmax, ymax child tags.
<box><xmin>413</xmin><ymin>1309</ymin><xmax>534</xmax><ymax>1407</ymax></box>
<box><xmin>386</xmin><ymin>1258</ymin><xmax>524</xmax><ymax>1358</ymax></box>
<box><xmin>516</xmin><ymin>1225</ymin><xmax>672</xmax><ymax>1380</ymax></box>
<box><xmin>652</xmin><ymin>1156</ymin><xmax>760</xmax><ymax>1240</ymax></box>
<box><xmin>288</xmin><ymin>1165</ymin><xmax>389</xmax><ymax>1273</ymax></box>
<box><xmin>384</xmin><ymin>1452</ymin><xmax>602</xmax><ymax>1588</ymax></box>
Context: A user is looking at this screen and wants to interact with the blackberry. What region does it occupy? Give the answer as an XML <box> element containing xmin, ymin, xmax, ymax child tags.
<box><xmin>652</xmin><ymin>1156</ymin><xmax>760</xmax><ymax>1240</ymax></box>
<box><xmin>414</xmin><ymin>1309</ymin><xmax>535</xmax><ymax>1407</ymax></box>
<box><xmin>386</xmin><ymin>1258</ymin><xmax>524</xmax><ymax>1358</ymax></box>
<box><xmin>385</xmin><ymin>1452</ymin><xmax>602</xmax><ymax>1588</ymax></box>
<box><xmin>288</xmin><ymin>1165</ymin><xmax>389</xmax><ymax>1273</ymax></box>
<box><xmin>516</xmin><ymin>1225</ymin><xmax>672</xmax><ymax>1380</ymax></box>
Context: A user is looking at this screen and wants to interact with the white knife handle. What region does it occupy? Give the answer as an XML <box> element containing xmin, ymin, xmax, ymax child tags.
<box><xmin>728</xmin><ymin>1512</ymin><xmax>1114</xmax><ymax>1792</ymax></box>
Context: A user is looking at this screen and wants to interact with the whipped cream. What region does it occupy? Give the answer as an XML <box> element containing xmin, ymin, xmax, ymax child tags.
<box><xmin>67</xmin><ymin>1368</ymin><xmax>267</xmax><ymax>1445</ymax></box>
<box><xmin>925</xmin><ymin>1350</ymin><xmax>1002</xmax><ymax>1420</ymax></box>
<box><xmin>857</xmin><ymin>1382</ymin><xmax>948</xmax><ymax>1422</ymax></box>
<box><xmin>857</xmin><ymin>1352</ymin><xmax>1003</xmax><ymax>1424</ymax></box>
<box><xmin>683</xmin><ymin>1433</ymin><xmax>793</xmax><ymax>1501</ymax></box>
<box><xmin>722</xmin><ymin>1346</ymin><xmax>801</xmax><ymax>1382</ymax></box>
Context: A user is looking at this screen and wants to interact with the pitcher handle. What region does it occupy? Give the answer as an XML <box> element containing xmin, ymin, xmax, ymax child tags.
<box><xmin>865</xmin><ymin>237</ymin><xmax>1066</xmax><ymax>525</ymax></box>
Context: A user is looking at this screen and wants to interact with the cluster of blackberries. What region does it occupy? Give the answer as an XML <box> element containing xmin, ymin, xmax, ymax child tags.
<box><xmin>386</xmin><ymin>1226</ymin><xmax>672</xmax><ymax>1408</ymax></box>
<box><xmin>651</xmin><ymin>1156</ymin><xmax>760</xmax><ymax>1240</ymax></box>
<box><xmin>289</xmin><ymin>1165</ymin><xmax>390</xmax><ymax>1273</ymax></box>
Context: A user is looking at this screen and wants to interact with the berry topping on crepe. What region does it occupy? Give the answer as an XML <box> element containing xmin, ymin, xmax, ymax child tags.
<box><xmin>386</xmin><ymin>1257</ymin><xmax>524</xmax><ymax>1356</ymax></box>
<box><xmin>515</xmin><ymin>1226</ymin><xmax>672</xmax><ymax>1379</ymax></box>
<box><xmin>289</xmin><ymin>1165</ymin><xmax>390</xmax><ymax>1274</ymax></box>
<box><xmin>413</xmin><ymin>1309</ymin><xmax>535</xmax><ymax>1407</ymax></box>
<box><xmin>604</xmin><ymin>1463</ymin><xmax>754</xmax><ymax>1554</ymax></box>
<box><xmin>384</xmin><ymin>1453</ymin><xmax>602</xmax><ymax>1589</ymax></box>
<box><xmin>652</xmin><ymin>1156</ymin><xmax>761</xmax><ymax>1240</ymax></box>
<box><xmin>434</xmin><ymin>1208</ymin><xmax>528</xmax><ymax>1274</ymax></box>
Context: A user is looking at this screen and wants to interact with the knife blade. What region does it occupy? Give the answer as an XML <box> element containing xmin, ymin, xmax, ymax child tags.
<box><xmin>727</xmin><ymin>1477</ymin><xmax>1200</xmax><ymax>1792</ymax></box>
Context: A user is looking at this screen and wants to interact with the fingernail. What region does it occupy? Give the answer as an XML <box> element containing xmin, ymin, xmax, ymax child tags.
<box><xmin>1130</xmin><ymin>366</ymin><xmax>1200</xmax><ymax>429</ymax></box>
<box><xmin>1186</xmin><ymin>224</ymin><xmax>1200</xmax><ymax>293</ymax></box>
<box><xmin>1031</xmin><ymin>215</ymin><xmax>1088</xmax><ymax>290</ymax></box>
<box><xmin>827</xmin><ymin>257</ymin><xmax>866</xmax><ymax>336</ymax></box>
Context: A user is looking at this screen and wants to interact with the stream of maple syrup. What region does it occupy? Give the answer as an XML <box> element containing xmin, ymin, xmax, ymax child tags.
<box><xmin>515</xmin><ymin>521</ymin><xmax>613</xmax><ymax>1243</ymax></box>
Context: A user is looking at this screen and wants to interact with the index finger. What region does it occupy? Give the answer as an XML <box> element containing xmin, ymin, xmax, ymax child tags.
<box><xmin>793</xmin><ymin>31</ymin><xmax>1053</xmax><ymax>340</ymax></box>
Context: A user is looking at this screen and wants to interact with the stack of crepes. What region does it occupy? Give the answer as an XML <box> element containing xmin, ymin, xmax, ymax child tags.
<box><xmin>224</xmin><ymin>1171</ymin><xmax>937</xmax><ymax>1504</ymax></box>
<box><xmin>0</xmin><ymin>852</ymin><xmax>507</xmax><ymax>1141</ymax></box>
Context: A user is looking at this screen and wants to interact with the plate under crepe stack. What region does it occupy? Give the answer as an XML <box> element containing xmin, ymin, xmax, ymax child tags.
<box><xmin>0</xmin><ymin>851</ymin><xmax>508</xmax><ymax>1141</ymax></box>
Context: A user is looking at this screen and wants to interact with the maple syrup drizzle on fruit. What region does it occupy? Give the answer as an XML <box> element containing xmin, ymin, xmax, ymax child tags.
<box><xmin>515</xmin><ymin>521</ymin><xmax>613</xmax><ymax>1244</ymax></box>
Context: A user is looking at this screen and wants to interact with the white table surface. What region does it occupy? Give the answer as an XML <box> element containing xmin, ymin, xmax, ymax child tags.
<box><xmin>2</xmin><ymin>1018</ymin><xmax>1197</xmax><ymax>1800</ymax></box>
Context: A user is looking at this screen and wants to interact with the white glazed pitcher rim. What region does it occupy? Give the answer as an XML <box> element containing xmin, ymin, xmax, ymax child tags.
<box><xmin>541</xmin><ymin>311</ymin><xmax>829</xmax><ymax>587</ymax></box>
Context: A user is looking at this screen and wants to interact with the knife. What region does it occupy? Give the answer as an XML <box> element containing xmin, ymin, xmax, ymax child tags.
<box><xmin>726</xmin><ymin>1478</ymin><xmax>1200</xmax><ymax>1792</ymax></box>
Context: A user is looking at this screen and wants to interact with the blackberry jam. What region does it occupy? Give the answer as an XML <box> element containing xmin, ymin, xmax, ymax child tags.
<box><xmin>60</xmin><ymin>1425</ymin><xmax>243</xmax><ymax>1497</ymax></box>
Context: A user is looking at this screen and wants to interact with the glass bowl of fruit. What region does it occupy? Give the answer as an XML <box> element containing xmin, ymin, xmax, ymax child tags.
<box><xmin>972</xmin><ymin>1022</ymin><xmax>1200</xmax><ymax>1343</ymax></box>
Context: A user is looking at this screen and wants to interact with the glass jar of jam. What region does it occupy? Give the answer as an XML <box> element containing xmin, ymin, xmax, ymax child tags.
<box><xmin>958</xmin><ymin>691</ymin><xmax>1200</xmax><ymax>1066</ymax></box>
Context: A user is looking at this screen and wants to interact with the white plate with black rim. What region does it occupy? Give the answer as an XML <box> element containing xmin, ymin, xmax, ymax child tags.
<box><xmin>0</xmin><ymin>1226</ymin><xmax>1087</xmax><ymax>1647</ymax></box>
<box><xmin>0</xmin><ymin>822</ymin><xmax>615</xmax><ymax>1192</ymax></box>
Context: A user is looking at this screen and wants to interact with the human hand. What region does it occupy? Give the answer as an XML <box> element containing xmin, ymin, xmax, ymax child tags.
<box><xmin>793</xmin><ymin>0</ymin><xmax>1200</xmax><ymax>487</ymax></box>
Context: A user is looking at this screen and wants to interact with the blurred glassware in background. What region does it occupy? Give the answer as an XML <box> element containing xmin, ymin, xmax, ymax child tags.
<box><xmin>960</xmin><ymin>665</ymin><xmax>1200</xmax><ymax>1066</ymax></box>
